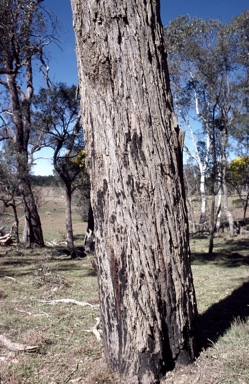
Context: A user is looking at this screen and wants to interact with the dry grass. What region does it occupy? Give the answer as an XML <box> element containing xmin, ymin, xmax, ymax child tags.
<box><xmin>0</xmin><ymin>188</ymin><xmax>248</xmax><ymax>383</ymax></box>
<box><xmin>37</xmin><ymin>186</ymin><xmax>87</xmax><ymax>243</ymax></box>
<box><xmin>0</xmin><ymin>251</ymin><xmax>102</xmax><ymax>384</ymax></box>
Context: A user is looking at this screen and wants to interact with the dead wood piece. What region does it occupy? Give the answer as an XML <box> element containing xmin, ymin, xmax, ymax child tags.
<box><xmin>15</xmin><ymin>308</ymin><xmax>50</xmax><ymax>317</ymax></box>
<box><xmin>3</xmin><ymin>276</ymin><xmax>23</xmax><ymax>284</ymax></box>
<box><xmin>46</xmin><ymin>239</ymin><xmax>67</xmax><ymax>247</ymax></box>
<box><xmin>0</xmin><ymin>233</ymin><xmax>13</xmax><ymax>246</ymax></box>
<box><xmin>38</xmin><ymin>298</ymin><xmax>97</xmax><ymax>308</ymax></box>
<box><xmin>83</xmin><ymin>317</ymin><xmax>102</xmax><ymax>341</ymax></box>
<box><xmin>68</xmin><ymin>378</ymin><xmax>84</xmax><ymax>383</ymax></box>
<box><xmin>0</xmin><ymin>334</ymin><xmax>39</xmax><ymax>352</ymax></box>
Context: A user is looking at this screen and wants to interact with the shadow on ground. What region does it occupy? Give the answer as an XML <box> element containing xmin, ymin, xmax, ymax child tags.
<box><xmin>192</xmin><ymin>235</ymin><xmax>249</xmax><ymax>267</ymax></box>
<box><xmin>192</xmin><ymin>251</ymin><xmax>249</xmax><ymax>267</ymax></box>
<box><xmin>0</xmin><ymin>246</ymin><xmax>90</xmax><ymax>278</ymax></box>
<box><xmin>199</xmin><ymin>281</ymin><xmax>249</xmax><ymax>351</ymax></box>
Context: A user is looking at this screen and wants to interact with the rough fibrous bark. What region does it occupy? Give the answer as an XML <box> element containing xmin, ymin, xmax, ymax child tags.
<box><xmin>71</xmin><ymin>1</ymin><xmax>198</xmax><ymax>383</ymax></box>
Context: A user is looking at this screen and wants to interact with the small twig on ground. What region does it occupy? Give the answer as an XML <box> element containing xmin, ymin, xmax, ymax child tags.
<box><xmin>14</xmin><ymin>308</ymin><xmax>50</xmax><ymax>317</ymax></box>
<box><xmin>64</xmin><ymin>361</ymin><xmax>80</xmax><ymax>383</ymax></box>
<box><xmin>192</xmin><ymin>367</ymin><xmax>202</xmax><ymax>384</ymax></box>
<box><xmin>0</xmin><ymin>334</ymin><xmax>39</xmax><ymax>352</ymax></box>
<box><xmin>38</xmin><ymin>298</ymin><xmax>98</xmax><ymax>308</ymax></box>
<box><xmin>46</xmin><ymin>239</ymin><xmax>67</xmax><ymax>247</ymax></box>
<box><xmin>83</xmin><ymin>317</ymin><xmax>102</xmax><ymax>341</ymax></box>
<box><xmin>3</xmin><ymin>276</ymin><xmax>24</xmax><ymax>284</ymax></box>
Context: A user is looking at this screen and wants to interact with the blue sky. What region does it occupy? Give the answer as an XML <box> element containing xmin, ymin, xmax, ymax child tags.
<box><xmin>33</xmin><ymin>0</ymin><xmax>248</xmax><ymax>175</ymax></box>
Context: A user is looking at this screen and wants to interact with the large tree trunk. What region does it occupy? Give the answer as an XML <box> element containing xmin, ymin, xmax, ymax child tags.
<box><xmin>21</xmin><ymin>179</ymin><xmax>44</xmax><ymax>247</ymax></box>
<box><xmin>71</xmin><ymin>1</ymin><xmax>198</xmax><ymax>382</ymax></box>
<box><xmin>6</xmin><ymin>67</ymin><xmax>44</xmax><ymax>247</ymax></box>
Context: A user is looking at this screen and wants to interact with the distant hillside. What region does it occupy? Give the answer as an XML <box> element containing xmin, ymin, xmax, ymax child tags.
<box><xmin>30</xmin><ymin>175</ymin><xmax>61</xmax><ymax>187</ymax></box>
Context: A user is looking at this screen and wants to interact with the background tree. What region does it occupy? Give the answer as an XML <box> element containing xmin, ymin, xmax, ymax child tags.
<box><xmin>183</xmin><ymin>160</ymin><xmax>201</xmax><ymax>234</ymax></box>
<box><xmin>71</xmin><ymin>149</ymin><xmax>91</xmax><ymax>223</ymax></box>
<box><xmin>227</xmin><ymin>156</ymin><xmax>249</xmax><ymax>223</ymax></box>
<box><xmin>232</xmin><ymin>74</ymin><xmax>249</xmax><ymax>157</ymax></box>
<box><xmin>0</xmin><ymin>0</ymin><xmax>57</xmax><ymax>246</ymax></box>
<box><xmin>165</xmin><ymin>13</ymin><xmax>249</xmax><ymax>247</ymax></box>
<box><xmin>71</xmin><ymin>0</ymin><xmax>198</xmax><ymax>382</ymax></box>
<box><xmin>34</xmin><ymin>83</ymin><xmax>86</xmax><ymax>250</ymax></box>
<box><xmin>163</xmin><ymin>22</ymin><xmax>212</xmax><ymax>226</ymax></box>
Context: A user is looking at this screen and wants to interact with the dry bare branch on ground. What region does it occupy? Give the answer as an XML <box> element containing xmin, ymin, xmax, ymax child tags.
<box><xmin>0</xmin><ymin>334</ymin><xmax>39</xmax><ymax>352</ymax></box>
<box><xmin>38</xmin><ymin>298</ymin><xmax>98</xmax><ymax>308</ymax></box>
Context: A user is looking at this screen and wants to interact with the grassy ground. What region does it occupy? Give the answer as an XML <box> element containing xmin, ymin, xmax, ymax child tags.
<box><xmin>0</xmin><ymin>189</ymin><xmax>248</xmax><ymax>383</ymax></box>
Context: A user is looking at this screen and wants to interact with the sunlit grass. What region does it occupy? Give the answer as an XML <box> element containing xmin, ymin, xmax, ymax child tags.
<box><xmin>0</xmin><ymin>189</ymin><xmax>248</xmax><ymax>383</ymax></box>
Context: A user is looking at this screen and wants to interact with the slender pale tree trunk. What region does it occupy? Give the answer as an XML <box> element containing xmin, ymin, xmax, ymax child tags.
<box><xmin>221</xmin><ymin>133</ymin><xmax>234</xmax><ymax>237</ymax></box>
<box><xmin>184</xmin><ymin>121</ymin><xmax>210</xmax><ymax>226</ymax></box>
<box><xmin>184</xmin><ymin>79</ymin><xmax>211</xmax><ymax>226</ymax></box>
<box><xmin>209</xmin><ymin>193</ymin><xmax>216</xmax><ymax>254</ymax></box>
<box><xmin>71</xmin><ymin>1</ymin><xmax>198</xmax><ymax>382</ymax></box>
<box><xmin>199</xmin><ymin>168</ymin><xmax>207</xmax><ymax>224</ymax></box>
<box><xmin>65</xmin><ymin>186</ymin><xmax>74</xmax><ymax>250</ymax></box>
<box><xmin>215</xmin><ymin>170</ymin><xmax>222</xmax><ymax>232</ymax></box>
<box><xmin>216</xmin><ymin>191</ymin><xmax>222</xmax><ymax>232</ymax></box>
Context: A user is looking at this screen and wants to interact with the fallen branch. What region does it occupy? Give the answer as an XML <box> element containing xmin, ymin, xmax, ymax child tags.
<box><xmin>83</xmin><ymin>317</ymin><xmax>102</xmax><ymax>341</ymax></box>
<box><xmin>38</xmin><ymin>298</ymin><xmax>97</xmax><ymax>308</ymax></box>
<box><xmin>0</xmin><ymin>334</ymin><xmax>39</xmax><ymax>352</ymax></box>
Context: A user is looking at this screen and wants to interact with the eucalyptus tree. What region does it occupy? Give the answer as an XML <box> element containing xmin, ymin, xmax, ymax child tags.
<box><xmin>165</xmin><ymin>13</ymin><xmax>249</xmax><ymax>244</ymax></box>
<box><xmin>33</xmin><ymin>83</ymin><xmax>85</xmax><ymax>250</ymax></box>
<box><xmin>232</xmin><ymin>11</ymin><xmax>249</xmax><ymax>156</ymax></box>
<box><xmin>164</xmin><ymin>17</ymin><xmax>220</xmax><ymax>227</ymax></box>
<box><xmin>71</xmin><ymin>0</ymin><xmax>198</xmax><ymax>382</ymax></box>
<box><xmin>0</xmin><ymin>0</ymin><xmax>57</xmax><ymax>246</ymax></box>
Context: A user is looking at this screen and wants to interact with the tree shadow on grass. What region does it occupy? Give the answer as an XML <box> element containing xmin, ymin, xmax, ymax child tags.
<box><xmin>192</xmin><ymin>235</ymin><xmax>249</xmax><ymax>267</ymax></box>
<box><xmin>198</xmin><ymin>281</ymin><xmax>249</xmax><ymax>351</ymax></box>
<box><xmin>215</xmin><ymin>236</ymin><xmax>249</xmax><ymax>252</ymax></box>
<box><xmin>192</xmin><ymin>251</ymin><xmax>249</xmax><ymax>267</ymax></box>
<box><xmin>0</xmin><ymin>246</ymin><xmax>89</xmax><ymax>278</ymax></box>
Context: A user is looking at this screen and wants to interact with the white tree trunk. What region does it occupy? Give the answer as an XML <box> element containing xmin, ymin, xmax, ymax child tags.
<box><xmin>199</xmin><ymin>169</ymin><xmax>207</xmax><ymax>224</ymax></box>
<box><xmin>221</xmin><ymin>133</ymin><xmax>234</xmax><ymax>237</ymax></box>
